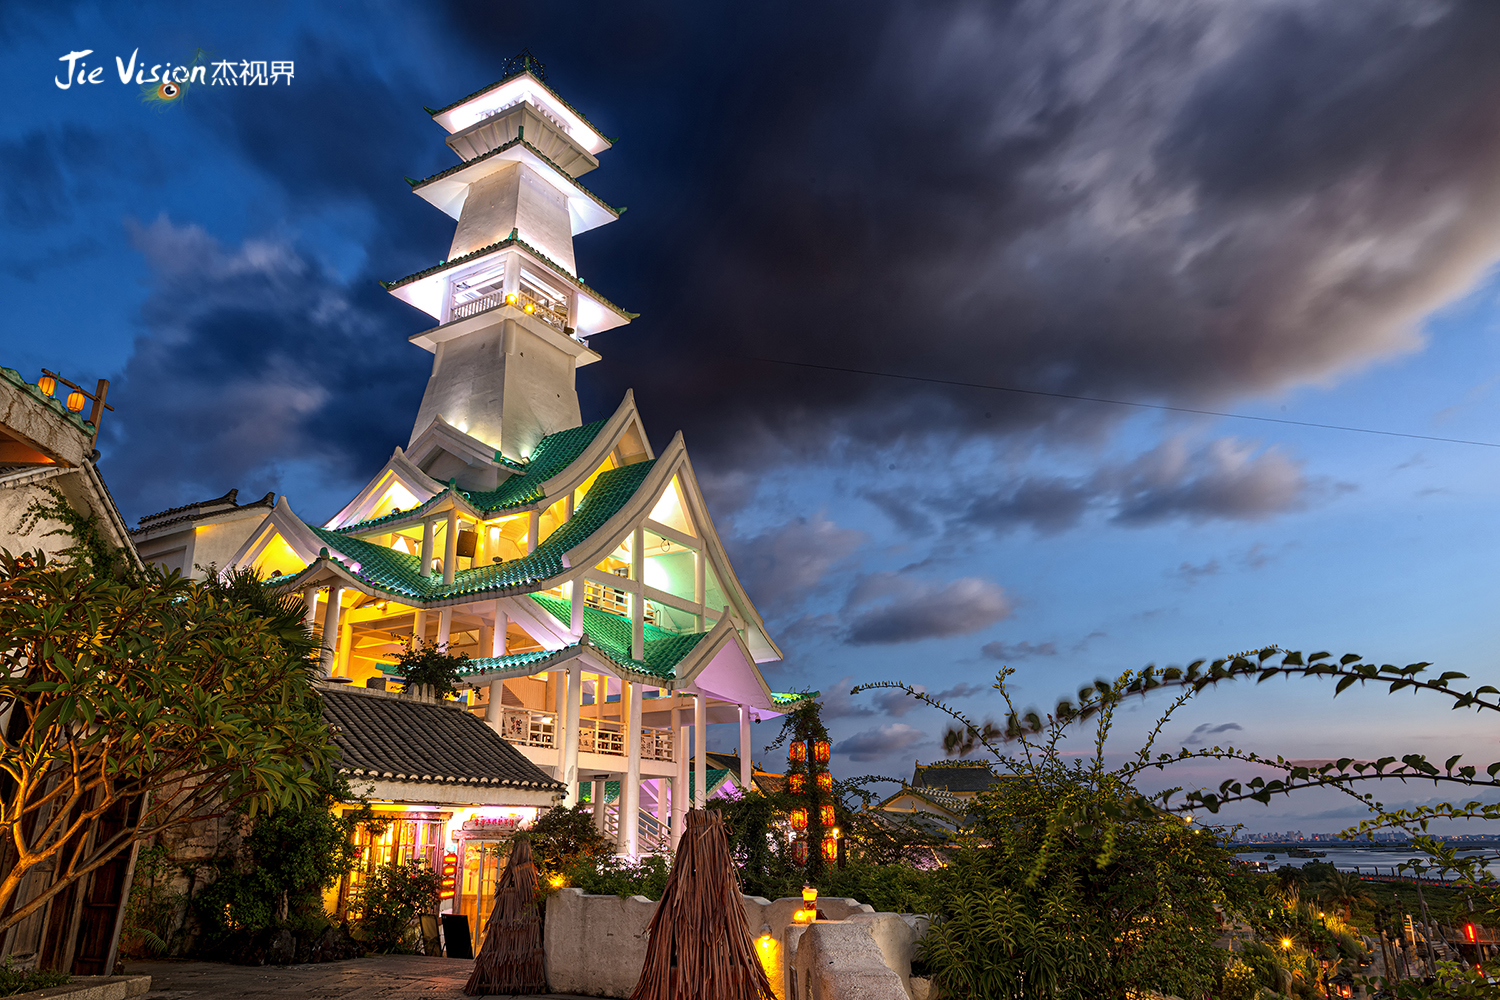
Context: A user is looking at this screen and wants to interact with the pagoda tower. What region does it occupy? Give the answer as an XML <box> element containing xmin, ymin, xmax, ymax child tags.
<box><xmin>382</xmin><ymin>52</ymin><xmax>635</xmax><ymax>487</ymax></box>
<box><xmin>226</xmin><ymin>54</ymin><xmax>805</xmax><ymax>860</ymax></box>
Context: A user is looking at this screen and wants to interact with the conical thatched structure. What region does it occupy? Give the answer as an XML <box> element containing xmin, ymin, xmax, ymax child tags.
<box><xmin>465</xmin><ymin>835</ymin><xmax>546</xmax><ymax>996</ymax></box>
<box><xmin>632</xmin><ymin>809</ymin><xmax>775</xmax><ymax>1000</ymax></box>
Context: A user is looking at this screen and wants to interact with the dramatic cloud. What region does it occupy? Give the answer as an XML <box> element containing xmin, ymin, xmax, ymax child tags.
<box><xmin>834</xmin><ymin>723</ymin><xmax>930</xmax><ymax>763</ymax></box>
<box><xmin>843</xmin><ymin>572</ymin><xmax>1012</xmax><ymax>645</ymax></box>
<box><xmin>728</xmin><ymin>513</ymin><xmax>867</xmax><ymax>612</ymax></box>
<box><xmin>1107</xmin><ymin>438</ymin><xmax>1315</xmax><ymax>525</ymax></box>
<box><xmin>101</xmin><ymin>217</ymin><xmax>423</xmax><ymax>519</ymax></box>
<box><xmin>979</xmin><ymin>641</ymin><xmax>1059</xmax><ymax>661</ymax></box>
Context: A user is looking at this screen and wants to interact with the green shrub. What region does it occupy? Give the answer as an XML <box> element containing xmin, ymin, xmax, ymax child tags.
<box><xmin>0</xmin><ymin>963</ymin><xmax>68</xmax><ymax>998</ymax></box>
<box><xmin>529</xmin><ymin>805</ymin><xmax>615</xmax><ymax>879</ymax></box>
<box><xmin>351</xmin><ymin>860</ymin><xmax>439</xmax><ymax>953</ymax></box>
<box><xmin>563</xmin><ymin>854</ymin><xmax>673</xmax><ymax>900</ymax></box>
<box><xmin>120</xmin><ymin>846</ymin><xmax>184</xmax><ymax>956</ymax></box>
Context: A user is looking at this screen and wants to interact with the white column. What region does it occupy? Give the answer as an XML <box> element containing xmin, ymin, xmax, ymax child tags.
<box><xmin>694</xmin><ymin>549</ymin><xmax>706</xmax><ymax>632</ymax></box>
<box><xmin>592</xmin><ymin>777</ymin><xmax>606</xmax><ymax>831</ymax></box>
<box><xmin>444</xmin><ymin>509</ymin><xmax>459</xmax><ymax>585</ymax></box>
<box><xmin>672</xmin><ymin>704</ymin><xmax>687</xmax><ymax>848</ymax></box>
<box><xmin>420</xmin><ymin>518</ymin><xmax>435</xmax><ymax>576</ymax></box>
<box><xmin>486</xmin><ymin>679</ymin><xmax>503</xmax><ymax>725</ymax></box>
<box><xmin>492</xmin><ymin>602</ymin><xmax>508</xmax><ymax>657</ymax></box>
<box><xmin>527</xmin><ymin>509</ymin><xmax>540</xmax><ymax>554</ymax></box>
<box><xmin>655</xmin><ymin>777</ymin><xmax>668</xmax><ymax>840</ymax></box>
<box><xmin>437</xmin><ymin>608</ymin><xmax>453</xmax><ymax>648</ymax></box>
<box><xmin>570</xmin><ymin>578</ymin><xmax>584</xmax><ymax>637</ymax></box>
<box><xmin>561</xmin><ymin>662</ymin><xmax>582</xmax><ymax>807</ymax></box>
<box><xmin>631</xmin><ymin>527</ymin><xmax>645</xmax><ymax>660</ymax></box>
<box><xmin>318</xmin><ymin>585</ymin><xmax>344</xmax><ymax>675</ymax></box>
<box><xmin>554</xmin><ymin>671</ymin><xmax>569</xmax><ymax>780</ymax></box>
<box><xmin>413</xmin><ymin>609</ymin><xmax>427</xmax><ymax>646</ymax></box>
<box><xmin>623</xmin><ymin>680</ymin><xmax>642</xmax><ymax>856</ymax></box>
<box><xmin>738</xmin><ymin>704</ymin><xmax>753</xmax><ymax>795</ymax></box>
<box><xmin>694</xmin><ymin>692</ymin><xmax>707</xmax><ymax>811</ymax></box>
<box><xmin>303</xmin><ymin>586</ymin><xmax>319</xmax><ymax>632</ymax></box>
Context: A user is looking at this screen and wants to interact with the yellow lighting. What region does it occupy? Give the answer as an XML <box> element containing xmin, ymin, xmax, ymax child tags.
<box><xmin>802</xmin><ymin>886</ymin><xmax>817</xmax><ymax>904</ymax></box>
<box><xmin>36</xmin><ymin>375</ymin><xmax>55</xmax><ymax>396</ymax></box>
<box><xmin>505</xmin><ymin>292</ymin><xmax>517</xmax><ymax>304</ymax></box>
<box><xmin>1281</xmin><ymin>938</ymin><xmax>1293</xmax><ymax>950</ymax></box>
<box><xmin>549</xmin><ymin>874</ymin><xmax>566</xmax><ymax>889</ymax></box>
<box><xmin>524</xmin><ymin>302</ymin><xmax>535</xmax><ymax>313</ymax></box>
<box><xmin>65</xmin><ymin>389</ymin><xmax>87</xmax><ymax>412</ymax></box>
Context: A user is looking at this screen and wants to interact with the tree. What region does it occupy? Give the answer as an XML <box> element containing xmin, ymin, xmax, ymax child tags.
<box><xmin>0</xmin><ymin>548</ymin><xmax>335</xmax><ymax>935</ymax></box>
<box><xmin>528</xmin><ymin>804</ymin><xmax>614</xmax><ymax>880</ymax></box>
<box><xmin>1317</xmin><ymin>869</ymin><xmax>1374</xmax><ymax>923</ymax></box>
<box><xmin>393</xmin><ymin>639</ymin><xmax>469</xmax><ymax>698</ymax></box>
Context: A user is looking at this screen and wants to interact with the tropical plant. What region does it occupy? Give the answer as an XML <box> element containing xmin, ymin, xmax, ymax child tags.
<box><xmin>0</xmin><ymin>533</ymin><xmax>334</xmax><ymax>935</ymax></box>
<box><xmin>1317</xmin><ymin>869</ymin><xmax>1375</xmax><ymax>923</ymax></box>
<box><xmin>350</xmin><ymin>859</ymin><xmax>439</xmax><ymax>953</ymax></box>
<box><xmin>527</xmin><ymin>804</ymin><xmax>614</xmax><ymax>881</ymax></box>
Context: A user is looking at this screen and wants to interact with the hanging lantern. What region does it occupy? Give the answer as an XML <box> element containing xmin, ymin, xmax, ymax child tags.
<box><xmin>65</xmin><ymin>389</ymin><xmax>87</xmax><ymax>412</ymax></box>
<box><xmin>813</xmin><ymin>740</ymin><xmax>831</xmax><ymax>763</ymax></box>
<box><xmin>821</xmin><ymin>837</ymin><xmax>838</xmax><ymax>862</ymax></box>
<box><xmin>788</xmin><ymin>773</ymin><xmax>805</xmax><ymax>794</ymax></box>
<box><xmin>820</xmin><ymin>804</ymin><xmax>835</xmax><ymax>827</ymax></box>
<box><xmin>789</xmin><ymin>742</ymin><xmax>807</xmax><ymax>763</ymax></box>
<box><xmin>816</xmin><ymin>773</ymin><xmax>833</xmax><ymax>794</ymax></box>
<box><xmin>36</xmin><ymin>375</ymin><xmax>56</xmax><ymax>397</ymax></box>
<box><xmin>439</xmin><ymin>851</ymin><xmax>458</xmax><ymax>900</ymax></box>
<box><xmin>791</xmin><ymin>839</ymin><xmax>809</xmax><ymax>864</ymax></box>
<box><xmin>789</xmin><ymin>808</ymin><xmax>808</xmax><ymax>831</ymax></box>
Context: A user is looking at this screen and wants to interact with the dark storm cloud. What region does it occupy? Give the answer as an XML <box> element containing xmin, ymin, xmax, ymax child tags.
<box><xmin>843</xmin><ymin>571</ymin><xmax>1011</xmax><ymax>645</ymax></box>
<box><xmin>445</xmin><ymin>0</ymin><xmax>1500</xmax><ymax>472</ymax></box>
<box><xmin>101</xmin><ymin>218</ymin><xmax>423</xmax><ymax>519</ymax></box>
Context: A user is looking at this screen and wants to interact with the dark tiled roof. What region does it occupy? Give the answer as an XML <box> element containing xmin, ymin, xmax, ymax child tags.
<box><xmin>133</xmin><ymin>487</ymin><xmax>276</xmax><ymax>535</ymax></box>
<box><xmin>912</xmin><ymin>762</ymin><xmax>1008</xmax><ymax>794</ymax></box>
<box><xmin>321</xmin><ymin>686</ymin><xmax>561</xmax><ymax>791</ymax></box>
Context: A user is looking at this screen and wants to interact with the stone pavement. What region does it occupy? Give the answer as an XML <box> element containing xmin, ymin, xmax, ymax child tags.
<box><xmin>123</xmin><ymin>957</ymin><xmax>594</xmax><ymax>1000</ymax></box>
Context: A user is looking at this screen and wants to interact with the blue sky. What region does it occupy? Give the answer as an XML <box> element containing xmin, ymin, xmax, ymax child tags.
<box><xmin>5</xmin><ymin>2</ymin><xmax>1500</xmax><ymax>832</ymax></box>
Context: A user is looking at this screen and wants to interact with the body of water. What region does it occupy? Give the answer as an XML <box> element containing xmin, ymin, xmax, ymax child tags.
<box><xmin>1249</xmin><ymin>847</ymin><xmax>1500</xmax><ymax>879</ymax></box>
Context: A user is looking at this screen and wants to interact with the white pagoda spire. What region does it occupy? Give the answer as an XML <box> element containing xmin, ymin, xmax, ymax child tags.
<box><xmin>383</xmin><ymin>52</ymin><xmax>634</xmax><ymax>485</ymax></box>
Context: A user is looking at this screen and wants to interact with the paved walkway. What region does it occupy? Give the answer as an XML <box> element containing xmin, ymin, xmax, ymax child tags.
<box><xmin>125</xmin><ymin>956</ymin><xmax>592</xmax><ymax>999</ymax></box>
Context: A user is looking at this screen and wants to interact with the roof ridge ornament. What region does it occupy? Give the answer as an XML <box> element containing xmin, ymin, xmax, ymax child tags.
<box><xmin>501</xmin><ymin>49</ymin><xmax>546</xmax><ymax>82</ymax></box>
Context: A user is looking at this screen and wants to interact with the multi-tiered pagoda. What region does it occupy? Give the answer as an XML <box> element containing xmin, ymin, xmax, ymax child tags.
<box><xmin>226</xmin><ymin>55</ymin><xmax>797</xmax><ymax>875</ymax></box>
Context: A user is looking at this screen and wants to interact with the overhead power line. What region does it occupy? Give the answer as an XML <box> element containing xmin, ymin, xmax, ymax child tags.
<box><xmin>748</xmin><ymin>357</ymin><xmax>1500</xmax><ymax>450</ymax></box>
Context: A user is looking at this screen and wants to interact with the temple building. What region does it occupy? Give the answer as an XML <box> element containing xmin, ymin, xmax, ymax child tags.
<box><xmin>213</xmin><ymin>55</ymin><xmax>800</xmax><ymax>905</ymax></box>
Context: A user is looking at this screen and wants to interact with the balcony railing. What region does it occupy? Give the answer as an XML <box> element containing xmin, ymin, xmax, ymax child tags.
<box><xmin>446</xmin><ymin>288</ymin><xmax>570</xmax><ymax>334</ymax></box>
<box><xmin>497</xmin><ymin>708</ymin><xmax>674</xmax><ymax>762</ymax></box>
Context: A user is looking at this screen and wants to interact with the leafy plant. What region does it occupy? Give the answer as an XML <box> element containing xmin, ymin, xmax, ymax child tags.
<box><xmin>0</xmin><ymin>519</ymin><xmax>333</xmax><ymax>934</ymax></box>
<box><xmin>394</xmin><ymin>639</ymin><xmax>469</xmax><ymax>698</ymax></box>
<box><xmin>120</xmin><ymin>845</ymin><xmax>184</xmax><ymax>957</ymax></box>
<box><xmin>527</xmin><ymin>804</ymin><xmax>614</xmax><ymax>880</ymax></box>
<box><xmin>0</xmin><ymin>961</ymin><xmax>68</xmax><ymax>997</ymax></box>
<box><xmin>351</xmin><ymin>859</ymin><xmax>439</xmax><ymax>953</ymax></box>
<box><xmin>562</xmin><ymin>853</ymin><xmax>673</xmax><ymax>900</ymax></box>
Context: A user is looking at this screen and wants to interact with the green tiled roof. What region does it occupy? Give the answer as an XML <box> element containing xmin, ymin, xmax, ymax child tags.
<box><xmin>457</xmin><ymin>647</ymin><xmax>570</xmax><ymax>676</ymax></box>
<box><xmin>331</xmin><ymin>419</ymin><xmax>606</xmax><ymax>537</ymax></box>
<box><xmin>771</xmin><ymin>692</ymin><xmax>816</xmax><ymax>706</ymax></box>
<box><xmin>412</xmin><ymin>135</ymin><xmax>619</xmax><ymax>217</ymax></box>
<box><xmin>465</xmin><ymin>420</ymin><xmax>605</xmax><ymax>509</ymax></box>
<box><xmin>583</xmin><ymin>769</ymin><xmax>732</xmax><ymax>806</ymax></box>
<box><xmin>528</xmin><ymin>589</ymin><xmax>709</xmax><ymax>680</ymax></box>
<box><xmin>281</xmin><ymin>459</ymin><xmax>659</xmax><ymax>604</ymax></box>
<box><xmin>381</xmin><ymin>232</ymin><xmax>637</xmax><ymax>321</ymax></box>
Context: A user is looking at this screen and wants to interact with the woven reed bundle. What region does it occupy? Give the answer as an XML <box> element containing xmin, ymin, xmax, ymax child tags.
<box><xmin>465</xmin><ymin>835</ymin><xmax>546</xmax><ymax>996</ymax></box>
<box><xmin>631</xmin><ymin>809</ymin><xmax>775</xmax><ymax>1000</ymax></box>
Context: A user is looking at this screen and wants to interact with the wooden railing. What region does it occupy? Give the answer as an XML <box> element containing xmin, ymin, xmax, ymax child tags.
<box><xmin>497</xmin><ymin>708</ymin><xmax>673</xmax><ymax>762</ymax></box>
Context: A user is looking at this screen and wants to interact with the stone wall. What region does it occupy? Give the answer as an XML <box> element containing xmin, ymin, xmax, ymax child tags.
<box><xmin>543</xmin><ymin>888</ymin><xmax>929</xmax><ymax>1000</ymax></box>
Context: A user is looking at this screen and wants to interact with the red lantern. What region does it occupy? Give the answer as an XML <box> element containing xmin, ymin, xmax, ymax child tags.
<box><xmin>792</xmin><ymin>839</ymin><xmax>809</xmax><ymax>864</ymax></box>
<box><xmin>788</xmin><ymin>773</ymin><xmax>806</xmax><ymax>794</ymax></box>
<box><xmin>789</xmin><ymin>742</ymin><xmax>807</xmax><ymax>763</ymax></box>
<box><xmin>817</xmin><ymin>773</ymin><xmax>832</xmax><ymax>793</ymax></box>
<box><xmin>440</xmin><ymin>851</ymin><xmax>458</xmax><ymax>900</ymax></box>
<box><xmin>789</xmin><ymin>808</ymin><xmax>808</xmax><ymax>831</ymax></box>
<box><xmin>813</xmin><ymin>740</ymin><xmax>831</xmax><ymax>763</ymax></box>
<box><xmin>820</xmin><ymin>805</ymin><xmax>835</xmax><ymax>827</ymax></box>
<box><xmin>1466</xmin><ymin>923</ymin><xmax>1478</xmax><ymax>943</ymax></box>
<box><xmin>821</xmin><ymin>837</ymin><xmax>838</xmax><ymax>862</ymax></box>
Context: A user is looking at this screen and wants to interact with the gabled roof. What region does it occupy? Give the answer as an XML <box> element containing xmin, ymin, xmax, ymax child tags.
<box><xmin>529</xmin><ymin>592</ymin><xmax>709</xmax><ymax>679</ymax></box>
<box><xmin>321</xmin><ymin>684</ymin><xmax>562</xmax><ymax>791</ymax></box>
<box><xmin>133</xmin><ymin>487</ymin><xmax>276</xmax><ymax>536</ymax></box>
<box><xmin>912</xmin><ymin>761</ymin><xmax>1011</xmax><ymax>794</ymax></box>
